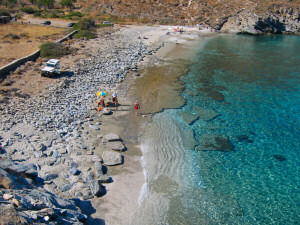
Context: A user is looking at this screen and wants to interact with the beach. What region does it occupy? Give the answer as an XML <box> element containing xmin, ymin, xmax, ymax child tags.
<box><xmin>0</xmin><ymin>25</ymin><xmax>212</xmax><ymax>224</ymax></box>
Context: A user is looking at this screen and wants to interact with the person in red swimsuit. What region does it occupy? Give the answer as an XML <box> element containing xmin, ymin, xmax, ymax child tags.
<box><xmin>134</xmin><ymin>100</ymin><xmax>140</xmax><ymax>115</ymax></box>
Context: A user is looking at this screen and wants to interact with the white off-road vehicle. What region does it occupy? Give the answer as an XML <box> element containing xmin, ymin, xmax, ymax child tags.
<box><xmin>41</xmin><ymin>59</ymin><xmax>61</xmax><ymax>78</ymax></box>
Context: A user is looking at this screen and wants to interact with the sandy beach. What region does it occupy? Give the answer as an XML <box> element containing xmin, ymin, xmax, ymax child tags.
<box><xmin>0</xmin><ymin>24</ymin><xmax>214</xmax><ymax>224</ymax></box>
<box><xmin>90</xmin><ymin>25</ymin><xmax>215</xmax><ymax>225</ymax></box>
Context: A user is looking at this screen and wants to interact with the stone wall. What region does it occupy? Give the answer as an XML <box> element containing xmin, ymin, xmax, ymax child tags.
<box><xmin>0</xmin><ymin>30</ymin><xmax>78</xmax><ymax>79</ymax></box>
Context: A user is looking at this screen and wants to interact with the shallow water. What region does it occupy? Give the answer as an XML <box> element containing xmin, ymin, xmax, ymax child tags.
<box><xmin>132</xmin><ymin>34</ymin><xmax>300</xmax><ymax>225</ymax></box>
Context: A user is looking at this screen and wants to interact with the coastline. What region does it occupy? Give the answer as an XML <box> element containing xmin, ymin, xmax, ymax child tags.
<box><xmin>0</xmin><ymin>24</ymin><xmax>215</xmax><ymax>224</ymax></box>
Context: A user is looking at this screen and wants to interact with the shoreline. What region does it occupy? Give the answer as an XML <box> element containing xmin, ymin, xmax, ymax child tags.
<box><xmin>0</xmin><ymin>25</ymin><xmax>214</xmax><ymax>224</ymax></box>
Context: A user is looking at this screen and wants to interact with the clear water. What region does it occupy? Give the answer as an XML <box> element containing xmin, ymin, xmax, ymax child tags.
<box><xmin>133</xmin><ymin>35</ymin><xmax>300</xmax><ymax>225</ymax></box>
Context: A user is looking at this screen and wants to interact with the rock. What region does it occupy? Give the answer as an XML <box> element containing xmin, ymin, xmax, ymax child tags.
<box><xmin>70</xmin><ymin>167</ymin><xmax>80</xmax><ymax>176</ymax></box>
<box><xmin>12</xmin><ymin>198</ymin><xmax>20</xmax><ymax>207</ymax></box>
<box><xmin>108</xmin><ymin>141</ymin><xmax>126</xmax><ymax>151</ymax></box>
<box><xmin>180</xmin><ymin>112</ymin><xmax>199</xmax><ymax>125</ymax></box>
<box><xmin>102</xmin><ymin>151</ymin><xmax>122</xmax><ymax>166</ymax></box>
<box><xmin>273</xmin><ymin>154</ymin><xmax>287</xmax><ymax>162</ymax></box>
<box><xmin>221</xmin><ymin>8</ymin><xmax>300</xmax><ymax>34</ymax></box>
<box><xmin>195</xmin><ymin>108</ymin><xmax>220</xmax><ymax>121</ymax></box>
<box><xmin>3</xmin><ymin>193</ymin><xmax>13</xmax><ymax>200</ymax></box>
<box><xmin>90</xmin><ymin>155</ymin><xmax>103</xmax><ymax>163</ymax></box>
<box><xmin>62</xmin><ymin>182</ymin><xmax>75</xmax><ymax>192</ymax></box>
<box><xmin>236</xmin><ymin>135</ymin><xmax>253</xmax><ymax>143</ymax></box>
<box><xmin>103</xmin><ymin>133</ymin><xmax>121</xmax><ymax>142</ymax></box>
<box><xmin>94</xmin><ymin>161</ymin><xmax>103</xmax><ymax>178</ymax></box>
<box><xmin>89</xmin><ymin>179</ymin><xmax>105</xmax><ymax>197</ymax></box>
<box><xmin>0</xmin><ymin>204</ymin><xmax>22</xmax><ymax>224</ymax></box>
<box><xmin>0</xmin><ymin>167</ymin><xmax>18</xmax><ymax>189</ymax></box>
<box><xmin>58</xmin><ymin>148</ymin><xmax>67</xmax><ymax>154</ymax></box>
<box><xmin>74</xmin><ymin>141</ymin><xmax>87</xmax><ymax>150</ymax></box>
<box><xmin>42</xmin><ymin>173</ymin><xmax>59</xmax><ymax>181</ymax></box>
<box><xmin>102</xmin><ymin>108</ymin><xmax>112</xmax><ymax>115</ymax></box>
<box><xmin>89</xmin><ymin>124</ymin><xmax>100</xmax><ymax>130</ymax></box>
<box><xmin>195</xmin><ymin>136</ymin><xmax>234</xmax><ymax>152</ymax></box>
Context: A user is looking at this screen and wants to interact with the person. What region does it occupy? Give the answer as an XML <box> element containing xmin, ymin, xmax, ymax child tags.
<box><xmin>100</xmin><ymin>95</ymin><xmax>105</xmax><ymax>108</ymax></box>
<box><xmin>112</xmin><ymin>91</ymin><xmax>118</xmax><ymax>102</ymax></box>
<box><xmin>114</xmin><ymin>97</ymin><xmax>118</xmax><ymax>111</ymax></box>
<box><xmin>134</xmin><ymin>100</ymin><xmax>140</xmax><ymax>115</ymax></box>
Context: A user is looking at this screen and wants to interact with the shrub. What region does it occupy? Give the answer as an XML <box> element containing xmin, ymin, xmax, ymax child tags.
<box><xmin>0</xmin><ymin>10</ymin><xmax>11</xmax><ymax>19</ymax></box>
<box><xmin>3</xmin><ymin>33</ymin><xmax>20</xmax><ymax>39</ymax></box>
<box><xmin>40</xmin><ymin>42</ymin><xmax>70</xmax><ymax>58</ymax></box>
<box><xmin>33</xmin><ymin>10</ymin><xmax>42</xmax><ymax>17</ymax></box>
<box><xmin>73</xmin><ymin>18</ymin><xmax>96</xmax><ymax>30</ymax></box>
<box><xmin>74</xmin><ymin>30</ymin><xmax>96</xmax><ymax>39</ymax></box>
<box><xmin>68</xmin><ymin>11</ymin><xmax>83</xmax><ymax>17</ymax></box>
<box><xmin>50</xmin><ymin>12</ymin><xmax>59</xmax><ymax>18</ymax></box>
<box><xmin>21</xmin><ymin>7</ymin><xmax>36</xmax><ymax>14</ymax></box>
<box><xmin>96</xmin><ymin>23</ymin><xmax>114</xmax><ymax>28</ymax></box>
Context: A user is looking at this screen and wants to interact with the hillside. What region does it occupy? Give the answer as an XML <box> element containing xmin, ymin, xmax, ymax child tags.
<box><xmin>74</xmin><ymin>0</ymin><xmax>300</xmax><ymax>32</ymax></box>
<box><xmin>1</xmin><ymin>0</ymin><xmax>300</xmax><ymax>33</ymax></box>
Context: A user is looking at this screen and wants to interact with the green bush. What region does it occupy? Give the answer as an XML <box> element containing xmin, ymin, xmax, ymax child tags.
<box><xmin>0</xmin><ymin>10</ymin><xmax>11</xmax><ymax>19</ymax></box>
<box><xmin>33</xmin><ymin>10</ymin><xmax>42</xmax><ymax>17</ymax></box>
<box><xmin>73</xmin><ymin>18</ymin><xmax>96</xmax><ymax>30</ymax></box>
<box><xmin>68</xmin><ymin>11</ymin><xmax>83</xmax><ymax>17</ymax></box>
<box><xmin>50</xmin><ymin>12</ymin><xmax>59</xmax><ymax>18</ymax></box>
<box><xmin>40</xmin><ymin>42</ymin><xmax>70</xmax><ymax>58</ymax></box>
<box><xmin>96</xmin><ymin>23</ymin><xmax>114</xmax><ymax>28</ymax></box>
<box><xmin>74</xmin><ymin>30</ymin><xmax>96</xmax><ymax>39</ymax></box>
<box><xmin>21</xmin><ymin>7</ymin><xmax>36</xmax><ymax>14</ymax></box>
<box><xmin>3</xmin><ymin>33</ymin><xmax>20</xmax><ymax>39</ymax></box>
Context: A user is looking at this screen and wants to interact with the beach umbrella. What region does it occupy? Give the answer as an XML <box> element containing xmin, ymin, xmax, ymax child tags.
<box><xmin>96</xmin><ymin>91</ymin><xmax>107</xmax><ymax>96</ymax></box>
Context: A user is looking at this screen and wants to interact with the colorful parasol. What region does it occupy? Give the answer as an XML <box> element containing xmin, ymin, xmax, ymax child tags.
<box><xmin>96</xmin><ymin>91</ymin><xmax>107</xmax><ymax>96</ymax></box>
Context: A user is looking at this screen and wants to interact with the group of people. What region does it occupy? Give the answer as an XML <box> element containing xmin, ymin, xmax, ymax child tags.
<box><xmin>97</xmin><ymin>91</ymin><xmax>140</xmax><ymax>115</ymax></box>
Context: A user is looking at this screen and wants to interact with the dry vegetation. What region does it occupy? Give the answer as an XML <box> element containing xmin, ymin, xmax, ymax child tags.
<box><xmin>0</xmin><ymin>23</ymin><xmax>68</xmax><ymax>67</ymax></box>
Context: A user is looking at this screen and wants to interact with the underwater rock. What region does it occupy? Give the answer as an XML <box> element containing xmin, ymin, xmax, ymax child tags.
<box><xmin>273</xmin><ymin>154</ymin><xmax>287</xmax><ymax>162</ymax></box>
<box><xmin>195</xmin><ymin>108</ymin><xmax>220</xmax><ymax>122</ymax></box>
<box><xmin>236</xmin><ymin>134</ymin><xmax>253</xmax><ymax>143</ymax></box>
<box><xmin>196</xmin><ymin>135</ymin><xmax>234</xmax><ymax>152</ymax></box>
<box><xmin>180</xmin><ymin>112</ymin><xmax>199</xmax><ymax>125</ymax></box>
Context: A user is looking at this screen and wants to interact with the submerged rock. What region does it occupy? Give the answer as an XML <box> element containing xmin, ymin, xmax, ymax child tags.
<box><xmin>196</xmin><ymin>136</ymin><xmax>234</xmax><ymax>152</ymax></box>
<box><xmin>273</xmin><ymin>154</ymin><xmax>287</xmax><ymax>162</ymax></box>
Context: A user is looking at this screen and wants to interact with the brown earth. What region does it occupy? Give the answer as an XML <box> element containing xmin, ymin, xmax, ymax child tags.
<box><xmin>0</xmin><ymin>22</ymin><xmax>69</xmax><ymax>68</ymax></box>
<box><xmin>0</xmin><ymin>26</ymin><xmax>117</xmax><ymax>98</ymax></box>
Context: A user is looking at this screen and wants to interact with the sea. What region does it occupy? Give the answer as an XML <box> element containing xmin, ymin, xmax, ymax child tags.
<box><xmin>131</xmin><ymin>34</ymin><xmax>300</xmax><ymax>225</ymax></box>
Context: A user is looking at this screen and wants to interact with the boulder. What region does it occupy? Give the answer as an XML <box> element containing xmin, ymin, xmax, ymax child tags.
<box><xmin>0</xmin><ymin>204</ymin><xmax>22</xmax><ymax>224</ymax></box>
<box><xmin>5</xmin><ymin>163</ymin><xmax>38</xmax><ymax>179</ymax></box>
<box><xmin>0</xmin><ymin>167</ymin><xmax>18</xmax><ymax>189</ymax></box>
<box><xmin>42</xmin><ymin>173</ymin><xmax>58</xmax><ymax>182</ymax></box>
<box><xmin>102</xmin><ymin>151</ymin><xmax>122</xmax><ymax>166</ymax></box>
<box><xmin>103</xmin><ymin>133</ymin><xmax>121</xmax><ymax>142</ymax></box>
<box><xmin>89</xmin><ymin>179</ymin><xmax>105</xmax><ymax>197</ymax></box>
<box><xmin>94</xmin><ymin>162</ymin><xmax>110</xmax><ymax>183</ymax></box>
<box><xmin>108</xmin><ymin>141</ymin><xmax>125</xmax><ymax>151</ymax></box>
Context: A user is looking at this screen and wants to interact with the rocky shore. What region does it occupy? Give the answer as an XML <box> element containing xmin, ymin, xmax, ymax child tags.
<box><xmin>0</xmin><ymin>25</ymin><xmax>175</xmax><ymax>224</ymax></box>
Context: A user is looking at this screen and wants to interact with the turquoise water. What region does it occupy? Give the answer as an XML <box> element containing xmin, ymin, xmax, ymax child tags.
<box><xmin>134</xmin><ymin>35</ymin><xmax>300</xmax><ymax>225</ymax></box>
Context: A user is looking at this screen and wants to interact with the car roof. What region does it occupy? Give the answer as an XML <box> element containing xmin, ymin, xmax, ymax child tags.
<box><xmin>46</xmin><ymin>59</ymin><xmax>60</xmax><ymax>64</ymax></box>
